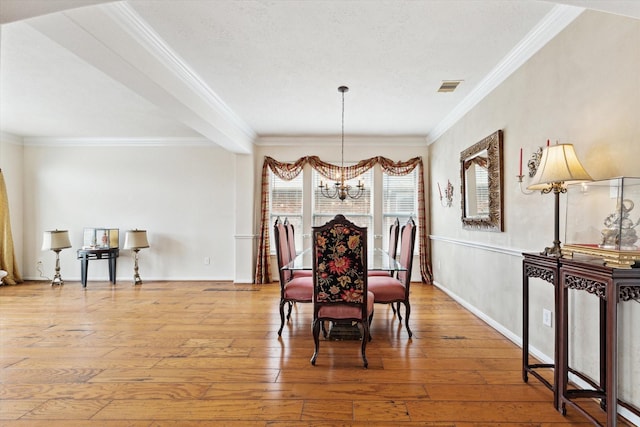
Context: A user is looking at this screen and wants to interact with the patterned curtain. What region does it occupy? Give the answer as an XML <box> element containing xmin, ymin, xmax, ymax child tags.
<box><xmin>0</xmin><ymin>169</ymin><xmax>23</xmax><ymax>285</ymax></box>
<box><xmin>254</xmin><ymin>156</ymin><xmax>432</xmax><ymax>284</ymax></box>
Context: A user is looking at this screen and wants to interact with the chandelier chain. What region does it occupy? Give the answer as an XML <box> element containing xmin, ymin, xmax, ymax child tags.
<box><xmin>318</xmin><ymin>85</ymin><xmax>364</xmax><ymax>201</ymax></box>
<box><xmin>341</xmin><ymin>87</ymin><xmax>345</xmax><ymax>170</ymax></box>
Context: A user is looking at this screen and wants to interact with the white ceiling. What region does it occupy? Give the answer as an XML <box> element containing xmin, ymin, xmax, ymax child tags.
<box><xmin>1</xmin><ymin>0</ymin><xmax>639</xmax><ymax>153</ymax></box>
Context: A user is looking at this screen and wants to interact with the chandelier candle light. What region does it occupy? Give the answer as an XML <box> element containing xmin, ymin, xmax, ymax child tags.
<box><xmin>318</xmin><ymin>86</ymin><xmax>365</xmax><ymax>201</ymax></box>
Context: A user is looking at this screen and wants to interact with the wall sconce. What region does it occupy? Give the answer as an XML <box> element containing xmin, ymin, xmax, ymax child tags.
<box><xmin>124</xmin><ymin>229</ymin><xmax>150</xmax><ymax>285</ymax></box>
<box><xmin>517</xmin><ymin>143</ymin><xmax>546</xmax><ymax>195</ymax></box>
<box><xmin>42</xmin><ymin>230</ymin><xmax>72</xmax><ymax>286</ymax></box>
<box><xmin>438</xmin><ymin>180</ymin><xmax>454</xmax><ymax>207</ymax></box>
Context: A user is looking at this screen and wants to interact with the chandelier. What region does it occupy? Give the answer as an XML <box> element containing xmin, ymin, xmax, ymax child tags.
<box><xmin>318</xmin><ymin>86</ymin><xmax>365</xmax><ymax>201</ymax></box>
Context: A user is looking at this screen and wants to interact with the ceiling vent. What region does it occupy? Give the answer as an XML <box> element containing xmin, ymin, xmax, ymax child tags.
<box><xmin>438</xmin><ymin>80</ymin><xmax>462</xmax><ymax>93</ymax></box>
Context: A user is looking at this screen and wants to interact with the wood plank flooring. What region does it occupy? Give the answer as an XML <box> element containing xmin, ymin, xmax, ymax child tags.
<box><xmin>0</xmin><ymin>280</ymin><xmax>632</xmax><ymax>426</ymax></box>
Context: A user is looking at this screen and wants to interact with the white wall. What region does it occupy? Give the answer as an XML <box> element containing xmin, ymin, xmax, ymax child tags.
<box><xmin>20</xmin><ymin>143</ymin><xmax>253</xmax><ymax>282</ymax></box>
<box><xmin>429</xmin><ymin>10</ymin><xmax>640</xmax><ymax>410</ymax></box>
<box><xmin>11</xmin><ymin>136</ymin><xmax>429</xmax><ymax>284</ymax></box>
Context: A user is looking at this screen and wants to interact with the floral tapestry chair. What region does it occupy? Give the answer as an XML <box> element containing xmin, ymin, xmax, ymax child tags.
<box><xmin>311</xmin><ymin>214</ymin><xmax>374</xmax><ymax>368</ymax></box>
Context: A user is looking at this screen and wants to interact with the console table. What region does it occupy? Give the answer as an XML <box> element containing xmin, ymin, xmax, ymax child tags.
<box><xmin>558</xmin><ymin>256</ymin><xmax>640</xmax><ymax>426</ymax></box>
<box><xmin>77</xmin><ymin>248</ymin><xmax>119</xmax><ymax>288</ymax></box>
<box><xmin>523</xmin><ymin>252</ymin><xmax>640</xmax><ymax>425</ymax></box>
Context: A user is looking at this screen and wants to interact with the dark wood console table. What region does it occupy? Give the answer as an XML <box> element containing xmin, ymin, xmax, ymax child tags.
<box><xmin>77</xmin><ymin>248</ymin><xmax>119</xmax><ymax>288</ymax></box>
<box><xmin>522</xmin><ymin>252</ymin><xmax>561</xmax><ymax>410</ymax></box>
<box><xmin>523</xmin><ymin>252</ymin><xmax>640</xmax><ymax>425</ymax></box>
<box><xmin>558</xmin><ymin>256</ymin><xmax>640</xmax><ymax>426</ymax></box>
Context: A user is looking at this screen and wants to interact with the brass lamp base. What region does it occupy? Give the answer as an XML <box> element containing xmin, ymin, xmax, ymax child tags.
<box><xmin>51</xmin><ymin>250</ymin><xmax>64</xmax><ymax>286</ymax></box>
<box><xmin>132</xmin><ymin>249</ymin><xmax>143</xmax><ymax>285</ymax></box>
<box><xmin>541</xmin><ymin>241</ymin><xmax>563</xmax><ymax>258</ymax></box>
<box><xmin>540</xmin><ymin>186</ymin><xmax>564</xmax><ymax>258</ymax></box>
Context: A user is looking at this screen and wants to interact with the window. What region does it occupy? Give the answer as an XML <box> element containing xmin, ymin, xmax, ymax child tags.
<box><xmin>312</xmin><ymin>168</ymin><xmax>373</xmax><ymax>246</ymax></box>
<box><xmin>269</xmin><ymin>170</ymin><xmax>303</xmax><ymax>253</ymax></box>
<box><xmin>267</xmin><ymin>164</ymin><xmax>419</xmax><ymax>256</ymax></box>
<box><xmin>382</xmin><ymin>169</ymin><xmax>418</xmax><ymax>251</ymax></box>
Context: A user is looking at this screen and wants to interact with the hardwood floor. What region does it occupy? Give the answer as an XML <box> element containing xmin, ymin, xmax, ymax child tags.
<box><xmin>0</xmin><ymin>280</ymin><xmax>631</xmax><ymax>426</ymax></box>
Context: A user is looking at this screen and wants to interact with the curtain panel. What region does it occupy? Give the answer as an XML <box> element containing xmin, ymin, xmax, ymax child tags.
<box><xmin>0</xmin><ymin>169</ymin><xmax>23</xmax><ymax>285</ymax></box>
<box><xmin>254</xmin><ymin>156</ymin><xmax>432</xmax><ymax>285</ymax></box>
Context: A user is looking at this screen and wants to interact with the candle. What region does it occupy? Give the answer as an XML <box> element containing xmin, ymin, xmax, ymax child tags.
<box><xmin>437</xmin><ymin>182</ymin><xmax>443</xmax><ymax>198</ymax></box>
<box><xmin>547</xmin><ymin>139</ymin><xmax>550</xmax><ymax>147</ymax></box>
<box><xmin>519</xmin><ymin>148</ymin><xmax>523</xmax><ymax>176</ymax></box>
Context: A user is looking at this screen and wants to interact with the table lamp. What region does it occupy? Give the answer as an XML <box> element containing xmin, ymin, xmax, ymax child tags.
<box><xmin>42</xmin><ymin>230</ymin><xmax>72</xmax><ymax>285</ymax></box>
<box><xmin>527</xmin><ymin>143</ymin><xmax>592</xmax><ymax>256</ymax></box>
<box><xmin>124</xmin><ymin>229</ymin><xmax>149</xmax><ymax>285</ymax></box>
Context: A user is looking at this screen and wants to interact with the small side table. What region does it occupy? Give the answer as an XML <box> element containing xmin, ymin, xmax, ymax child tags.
<box><xmin>77</xmin><ymin>248</ymin><xmax>119</xmax><ymax>288</ymax></box>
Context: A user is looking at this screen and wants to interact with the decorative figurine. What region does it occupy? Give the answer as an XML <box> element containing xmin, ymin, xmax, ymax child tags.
<box><xmin>600</xmin><ymin>199</ymin><xmax>639</xmax><ymax>250</ymax></box>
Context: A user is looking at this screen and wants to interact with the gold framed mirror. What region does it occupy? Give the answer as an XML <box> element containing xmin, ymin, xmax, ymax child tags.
<box><xmin>460</xmin><ymin>130</ymin><xmax>503</xmax><ymax>231</ymax></box>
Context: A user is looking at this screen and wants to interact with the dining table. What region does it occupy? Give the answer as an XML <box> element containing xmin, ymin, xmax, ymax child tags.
<box><xmin>282</xmin><ymin>247</ymin><xmax>406</xmax><ymax>340</ymax></box>
<box><xmin>282</xmin><ymin>247</ymin><xmax>405</xmax><ymax>273</ymax></box>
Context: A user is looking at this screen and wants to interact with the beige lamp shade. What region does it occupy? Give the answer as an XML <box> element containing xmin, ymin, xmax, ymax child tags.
<box><xmin>42</xmin><ymin>230</ymin><xmax>72</xmax><ymax>251</ymax></box>
<box><xmin>527</xmin><ymin>144</ymin><xmax>592</xmax><ymax>190</ymax></box>
<box><xmin>124</xmin><ymin>230</ymin><xmax>149</xmax><ymax>249</ymax></box>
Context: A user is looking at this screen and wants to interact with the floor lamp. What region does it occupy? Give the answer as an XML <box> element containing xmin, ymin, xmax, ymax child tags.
<box><xmin>124</xmin><ymin>230</ymin><xmax>150</xmax><ymax>285</ymax></box>
<box><xmin>527</xmin><ymin>144</ymin><xmax>592</xmax><ymax>257</ymax></box>
<box><xmin>42</xmin><ymin>230</ymin><xmax>72</xmax><ymax>286</ymax></box>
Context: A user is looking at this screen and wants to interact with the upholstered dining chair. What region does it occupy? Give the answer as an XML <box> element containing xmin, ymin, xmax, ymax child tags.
<box><xmin>311</xmin><ymin>214</ymin><xmax>374</xmax><ymax>368</ymax></box>
<box><xmin>274</xmin><ymin>217</ymin><xmax>313</xmax><ymax>336</ymax></box>
<box><xmin>284</xmin><ymin>218</ymin><xmax>312</xmax><ymax>278</ymax></box>
<box><xmin>367</xmin><ymin>217</ymin><xmax>417</xmax><ymax>337</ymax></box>
<box><xmin>368</xmin><ymin>217</ymin><xmax>400</xmax><ymax>278</ymax></box>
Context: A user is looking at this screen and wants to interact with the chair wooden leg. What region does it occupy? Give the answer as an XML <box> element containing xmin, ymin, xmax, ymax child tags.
<box><xmin>397</xmin><ymin>302</ymin><xmax>403</xmax><ymax>322</ymax></box>
<box><xmin>278</xmin><ymin>299</ymin><xmax>286</xmax><ymax>336</ymax></box>
<box><xmin>404</xmin><ymin>302</ymin><xmax>413</xmax><ymax>338</ymax></box>
<box><xmin>286</xmin><ymin>301</ymin><xmax>293</xmax><ymax>320</ymax></box>
<box><xmin>311</xmin><ymin>319</ymin><xmax>320</xmax><ymax>365</ymax></box>
<box><xmin>361</xmin><ymin>321</ymin><xmax>369</xmax><ymax>369</ymax></box>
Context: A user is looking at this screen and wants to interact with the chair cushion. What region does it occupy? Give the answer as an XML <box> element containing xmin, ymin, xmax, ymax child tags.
<box><xmin>367</xmin><ymin>276</ymin><xmax>406</xmax><ymax>302</ymax></box>
<box><xmin>283</xmin><ymin>277</ymin><xmax>313</xmax><ymax>301</ymax></box>
<box><xmin>318</xmin><ymin>291</ymin><xmax>375</xmax><ymax>319</ymax></box>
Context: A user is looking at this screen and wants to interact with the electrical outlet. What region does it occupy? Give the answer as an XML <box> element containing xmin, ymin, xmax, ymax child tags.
<box><xmin>204</xmin><ymin>257</ymin><xmax>210</xmax><ymax>265</ymax></box>
<box><xmin>542</xmin><ymin>308</ymin><xmax>552</xmax><ymax>327</ymax></box>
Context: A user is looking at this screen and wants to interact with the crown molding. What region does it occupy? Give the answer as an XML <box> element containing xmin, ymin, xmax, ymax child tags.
<box><xmin>103</xmin><ymin>3</ymin><xmax>253</xmax><ymax>141</ymax></box>
<box><xmin>0</xmin><ymin>131</ymin><xmax>24</xmax><ymax>145</ymax></box>
<box><xmin>104</xmin><ymin>2</ymin><xmax>256</xmax><ymax>141</ymax></box>
<box><xmin>427</xmin><ymin>4</ymin><xmax>585</xmax><ymax>144</ymax></box>
<box><xmin>22</xmin><ymin>137</ymin><xmax>213</xmax><ymax>147</ymax></box>
<box><xmin>256</xmin><ymin>135</ymin><xmax>428</xmax><ymax>147</ymax></box>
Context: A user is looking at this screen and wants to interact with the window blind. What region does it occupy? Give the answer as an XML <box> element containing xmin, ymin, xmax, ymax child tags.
<box><xmin>269</xmin><ymin>170</ymin><xmax>303</xmax><ymax>253</ymax></box>
<box><xmin>382</xmin><ymin>169</ymin><xmax>418</xmax><ymax>251</ymax></box>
